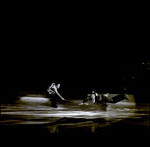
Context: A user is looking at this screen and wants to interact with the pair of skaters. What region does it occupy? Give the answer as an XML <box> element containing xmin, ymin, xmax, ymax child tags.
<box><xmin>82</xmin><ymin>90</ymin><xmax>129</xmax><ymax>104</ymax></box>
<box><xmin>47</xmin><ymin>83</ymin><xmax>129</xmax><ymax>107</ymax></box>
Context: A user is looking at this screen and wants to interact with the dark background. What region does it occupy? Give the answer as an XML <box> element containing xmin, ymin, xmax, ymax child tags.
<box><xmin>3</xmin><ymin>9</ymin><xmax>149</xmax><ymax>102</ymax></box>
<box><xmin>6</xmin><ymin>41</ymin><xmax>149</xmax><ymax>101</ymax></box>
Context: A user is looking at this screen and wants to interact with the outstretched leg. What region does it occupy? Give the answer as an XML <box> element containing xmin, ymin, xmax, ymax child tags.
<box><xmin>110</xmin><ymin>94</ymin><xmax>130</xmax><ymax>103</ymax></box>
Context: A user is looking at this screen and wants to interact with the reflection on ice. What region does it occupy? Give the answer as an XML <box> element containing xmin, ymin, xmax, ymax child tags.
<box><xmin>1</xmin><ymin>99</ymin><xmax>137</xmax><ymax>120</ymax></box>
<box><xmin>1</xmin><ymin>94</ymin><xmax>149</xmax><ymax>137</ymax></box>
<box><xmin>20</xmin><ymin>97</ymin><xmax>49</xmax><ymax>103</ymax></box>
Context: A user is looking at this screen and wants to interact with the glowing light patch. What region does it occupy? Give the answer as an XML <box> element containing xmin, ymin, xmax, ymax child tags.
<box><xmin>20</xmin><ymin>97</ymin><xmax>49</xmax><ymax>103</ymax></box>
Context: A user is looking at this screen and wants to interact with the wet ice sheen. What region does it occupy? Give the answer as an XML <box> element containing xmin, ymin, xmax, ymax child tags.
<box><xmin>1</xmin><ymin>96</ymin><xmax>149</xmax><ymax>135</ymax></box>
<box><xmin>1</xmin><ymin>98</ymin><xmax>137</xmax><ymax>121</ymax></box>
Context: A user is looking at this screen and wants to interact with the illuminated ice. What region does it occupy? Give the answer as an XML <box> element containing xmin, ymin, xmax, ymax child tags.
<box><xmin>20</xmin><ymin>97</ymin><xmax>49</xmax><ymax>103</ymax></box>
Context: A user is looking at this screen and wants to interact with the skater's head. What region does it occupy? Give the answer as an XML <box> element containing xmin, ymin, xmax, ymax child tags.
<box><xmin>56</xmin><ymin>83</ymin><xmax>60</xmax><ymax>89</ymax></box>
<box><xmin>92</xmin><ymin>90</ymin><xmax>95</xmax><ymax>94</ymax></box>
<box><xmin>51</xmin><ymin>81</ymin><xmax>61</xmax><ymax>89</ymax></box>
<box><xmin>55</xmin><ymin>82</ymin><xmax>60</xmax><ymax>89</ymax></box>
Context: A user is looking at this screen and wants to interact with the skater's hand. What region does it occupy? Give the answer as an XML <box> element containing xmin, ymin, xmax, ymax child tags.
<box><xmin>61</xmin><ymin>97</ymin><xmax>65</xmax><ymax>101</ymax></box>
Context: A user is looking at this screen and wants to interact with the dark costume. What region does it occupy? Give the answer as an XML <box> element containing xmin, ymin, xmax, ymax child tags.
<box><xmin>50</xmin><ymin>94</ymin><xmax>58</xmax><ymax>107</ymax></box>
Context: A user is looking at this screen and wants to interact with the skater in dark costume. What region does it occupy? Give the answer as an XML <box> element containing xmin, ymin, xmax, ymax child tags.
<box><xmin>47</xmin><ymin>83</ymin><xmax>65</xmax><ymax>107</ymax></box>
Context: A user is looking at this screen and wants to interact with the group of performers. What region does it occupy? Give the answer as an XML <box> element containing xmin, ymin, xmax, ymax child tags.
<box><xmin>46</xmin><ymin>83</ymin><xmax>129</xmax><ymax>108</ymax></box>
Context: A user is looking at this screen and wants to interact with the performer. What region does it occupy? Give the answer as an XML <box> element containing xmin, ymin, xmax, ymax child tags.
<box><xmin>47</xmin><ymin>83</ymin><xmax>65</xmax><ymax>107</ymax></box>
<box><xmin>83</xmin><ymin>90</ymin><xmax>100</xmax><ymax>104</ymax></box>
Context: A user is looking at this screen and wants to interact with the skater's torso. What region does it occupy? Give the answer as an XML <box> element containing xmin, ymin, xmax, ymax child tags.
<box><xmin>87</xmin><ymin>93</ymin><xmax>100</xmax><ymax>103</ymax></box>
<box><xmin>47</xmin><ymin>83</ymin><xmax>57</xmax><ymax>95</ymax></box>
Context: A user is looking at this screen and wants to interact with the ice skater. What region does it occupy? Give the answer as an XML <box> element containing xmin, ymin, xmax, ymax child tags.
<box><xmin>83</xmin><ymin>90</ymin><xmax>100</xmax><ymax>104</ymax></box>
<box><xmin>47</xmin><ymin>83</ymin><xmax>65</xmax><ymax>107</ymax></box>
